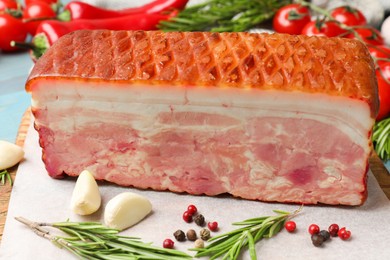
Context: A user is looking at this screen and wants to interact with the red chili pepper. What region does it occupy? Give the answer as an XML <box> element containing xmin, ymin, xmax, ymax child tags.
<box><xmin>25</xmin><ymin>11</ymin><xmax>176</xmax><ymax>61</ymax></box>
<box><xmin>59</xmin><ymin>0</ymin><xmax>189</xmax><ymax>21</ymax></box>
<box><xmin>37</xmin><ymin>12</ymin><xmax>175</xmax><ymax>45</ymax></box>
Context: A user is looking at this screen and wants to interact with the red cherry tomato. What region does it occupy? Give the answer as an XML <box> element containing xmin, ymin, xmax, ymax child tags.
<box><xmin>302</xmin><ymin>20</ymin><xmax>346</xmax><ymax>37</ymax></box>
<box><xmin>0</xmin><ymin>13</ymin><xmax>27</xmax><ymax>52</ymax></box>
<box><xmin>368</xmin><ymin>45</ymin><xmax>390</xmax><ymax>65</ymax></box>
<box><xmin>376</xmin><ymin>62</ymin><xmax>390</xmax><ymax>121</ymax></box>
<box><xmin>348</xmin><ymin>27</ymin><xmax>384</xmax><ymax>46</ymax></box>
<box><xmin>330</xmin><ymin>6</ymin><xmax>366</xmax><ymax>26</ymax></box>
<box><xmin>0</xmin><ymin>0</ymin><xmax>18</xmax><ymax>11</ymax></box>
<box><xmin>273</xmin><ymin>4</ymin><xmax>311</xmax><ymax>35</ymax></box>
<box><xmin>23</xmin><ymin>1</ymin><xmax>56</xmax><ymax>35</ymax></box>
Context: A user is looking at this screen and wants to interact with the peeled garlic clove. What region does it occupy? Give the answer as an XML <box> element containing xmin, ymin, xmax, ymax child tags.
<box><xmin>104</xmin><ymin>192</ymin><xmax>152</xmax><ymax>231</ymax></box>
<box><xmin>0</xmin><ymin>140</ymin><xmax>24</xmax><ymax>170</ymax></box>
<box><xmin>70</xmin><ymin>170</ymin><xmax>101</xmax><ymax>215</ymax></box>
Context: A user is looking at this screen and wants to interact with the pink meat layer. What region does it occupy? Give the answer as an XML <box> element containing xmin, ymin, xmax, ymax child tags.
<box><xmin>34</xmin><ymin>96</ymin><xmax>368</xmax><ymax>205</ymax></box>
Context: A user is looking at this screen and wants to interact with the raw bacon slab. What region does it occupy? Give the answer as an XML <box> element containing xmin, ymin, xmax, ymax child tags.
<box><xmin>26</xmin><ymin>30</ymin><xmax>378</xmax><ymax>205</ymax></box>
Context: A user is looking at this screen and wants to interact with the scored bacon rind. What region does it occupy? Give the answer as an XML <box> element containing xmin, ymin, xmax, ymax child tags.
<box><xmin>26</xmin><ymin>30</ymin><xmax>378</xmax><ymax>117</ymax></box>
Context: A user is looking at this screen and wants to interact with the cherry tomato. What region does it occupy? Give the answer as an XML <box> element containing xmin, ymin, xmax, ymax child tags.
<box><xmin>348</xmin><ymin>27</ymin><xmax>384</xmax><ymax>46</ymax></box>
<box><xmin>0</xmin><ymin>0</ymin><xmax>18</xmax><ymax>11</ymax></box>
<box><xmin>330</xmin><ymin>6</ymin><xmax>366</xmax><ymax>26</ymax></box>
<box><xmin>273</xmin><ymin>4</ymin><xmax>311</xmax><ymax>35</ymax></box>
<box><xmin>284</xmin><ymin>220</ymin><xmax>296</xmax><ymax>232</ymax></box>
<box><xmin>23</xmin><ymin>1</ymin><xmax>56</xmax><ymax>35</ymax></box>
<box><xmin>302</xmin><ymin>20</ymin><xmax>346</xmax><ymax>37</ymax></box>
<box><xmin>376</xmin><ymin>62</ymin><xmax>390</xmax><ymax>121</ymax></box>
<box><xmin>368</xmin><ymin>45</ymin><xmax>390</xmax><ymax>65</ymax></box>
<box><xmin>0</xmin><ymin>13</ymin><xmax>27</xmax><ymax>52</ymax></box>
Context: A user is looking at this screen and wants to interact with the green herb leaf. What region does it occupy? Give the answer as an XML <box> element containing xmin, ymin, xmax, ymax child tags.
<box><xmin>190</xmin><ymin>207</ymin><xmax>302</xmax><ymax>259</ymax></box>
<box><xmin>159</xmin><ymin>0</ymin><xmax>290</xmax><ymax>32</ymax></box>
<box><xmin>0</xmin><ymin>169</ymin><xmax>12</xmax><ymax>186</ymax></box>
<box><xmin>15</xmin><ymin>217</ymin><xmax>192</xmax><ymax>259</ymax></box>
<box><xmin>246</xmin><ymin>231</ymin><xmax>257</xmax><ymax>260</ymax></box>
<box><xmin>373</xmin><ymin>117</ymin><xmax>390</xmax><ymax>161</ymax></box>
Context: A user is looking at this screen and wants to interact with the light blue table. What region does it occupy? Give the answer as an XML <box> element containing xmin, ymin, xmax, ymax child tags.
<box><xmin>0</xmin><ymin>52</ymin><xmax>33</xmax><ymax>143</ymax></box>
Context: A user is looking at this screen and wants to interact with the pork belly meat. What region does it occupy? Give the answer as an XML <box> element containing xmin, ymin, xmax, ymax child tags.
<box><xmin>26</xmin><ymin>30</ymin><xmax>378</xmax><ymax>205</ymax></box>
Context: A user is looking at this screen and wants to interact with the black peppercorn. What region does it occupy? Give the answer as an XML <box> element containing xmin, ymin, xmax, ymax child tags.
<box><xmin>311</xmin><ymin>233</ymin><xmax>324</xmax><ymax>247</ymax></box>
<box><xmin>186</xmin><ymin>229</ymin><xmax>197</xmax><ymax>241</ymax></box>
<box><xmin>194</xmin><ymin>238</ymin><xmax>204</xmax><ymax>248</ymax></box>
<box><xmin>194</xmin><ymin>214</ymin><xmax>205</xmax><ymax>226</ymax></box>
<box><xmin>200</xmin><ymin>228</ymin><xmax>211</xmax><ymax>240</ymax></box>
<box><xmin>319</xmin><ymin>230</ymin><xmax>330</xmax><ymax>241</ymax></box>
<box><xmin>173</xmin><ymin>229</ymin><xmax>186</xmax><ymax>242</ymax></box>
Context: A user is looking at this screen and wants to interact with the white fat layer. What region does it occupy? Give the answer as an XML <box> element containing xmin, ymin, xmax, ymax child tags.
<box><xmin>31</xmin><ymin>81</ymin><xmax>373</xmax><ymax>152</ymax></box>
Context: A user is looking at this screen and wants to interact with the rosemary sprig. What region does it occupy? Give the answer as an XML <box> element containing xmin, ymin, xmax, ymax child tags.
<box><xmin>190</xmin><ymin>206</ymin><xmax>302</xmax><ymax>259</ymax></box>
<box><xmin>0</xmin><ymin>169</ymin><xmax>12</xmax><ymax>186</ymax></box>
<box><xmin>373</xmin><ymin>117</ymin><xmax>390</xmax><ymax>161</ymax></box>
<box><xmin>159</xmin><ymin>0</ymin><xmax>291</xmax><ymax>32</ymax></box>
<box><xmin>15</xmin><ymin>217</ymin><xmax>192</xmax><ymax>259</ymax></box>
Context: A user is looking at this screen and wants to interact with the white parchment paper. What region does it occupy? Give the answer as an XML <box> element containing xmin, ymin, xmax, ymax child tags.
<box><xmin>1</xmin><ymin>120</ymin><xmax>390</xmax><ymax>260</ymax></box>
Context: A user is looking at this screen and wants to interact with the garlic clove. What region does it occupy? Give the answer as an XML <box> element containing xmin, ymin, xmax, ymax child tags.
<box><xmin>0</xmin><ymin>140</ymin><xmax>24</xmax><ymax>170</ymax></box>
<box><xmin>104</xmin><ymin>192</ymin><xmax>152</xmax><ymax>231</ymax></box>
<box><xmin>70</xmin><ymin>170</ymin><xmax>101</xmax><ymax>215</ymax></box>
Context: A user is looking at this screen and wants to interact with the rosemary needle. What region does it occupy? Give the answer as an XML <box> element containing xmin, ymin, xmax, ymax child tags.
<box><xmin>159</xmin><ymin>0</ymin><xmax>291</xmax><ymax>32</ymax></box>
<box><xmin>373</xmin><ymin>117</ymin><xmax>390</xmax><ymax>161</ymax></box>
<box><xmin>0</xmin><ymin>169</ymin><xmax>12</xmax><ymax>186</ymax></box>
<box><xmin>15</xmin><ymin>217</ymin><xmax>192</xmax><ymax>259</ymax></box>
<box><xmin>190</xmin><ymin>206</ymin><xmax>302</xmax><ymax>260</ymax></box>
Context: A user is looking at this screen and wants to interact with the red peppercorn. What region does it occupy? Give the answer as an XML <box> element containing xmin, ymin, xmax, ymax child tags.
<box><xmin>163</xmin><ymin>238</ymin><xmax>174</xmax><ymax>249</ymax></box>
<box><xmin>338</xmin><ymin>227</ymin><xmax>351</xmax><ymax>240</ymax></box>
<box><xmin>308</xmin><ymin>224</ymin><xmax>320</xmax><ymax>235</ymax></box>
<box><xmin>208</xmin><ymin>221</ymin><xmax>219</xmax><ymax>231</ymax></box>
<box><xmin>183</xmin><ymin>211</ymin><xmax>193</xmax><ymax>223</ymax></box>
<box><xmin>284</xmin><ymin>221</ymin><xmax>296</xmax><ymax>232</ymax></box>
<box><xmin>187</xmin><ymin>204</ymin><xmax>197</xmax><ymax>215</ymax></box>
<box><xmin>328</xmin><ymin>223</ymin><xmax>340</xmax><ymax>237</ymax></box>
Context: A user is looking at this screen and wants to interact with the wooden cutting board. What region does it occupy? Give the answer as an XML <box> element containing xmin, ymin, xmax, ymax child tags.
<box><xmin>1</xmin><ymin>109</ymin><xmax>389</xmax><ymax>242</ymax></box>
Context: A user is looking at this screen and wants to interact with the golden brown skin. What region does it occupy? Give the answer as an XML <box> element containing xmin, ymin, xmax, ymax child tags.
<box><xmin>26</xmin><ymin>30</ymin><xmax>378</xmax><ymax>117</ymax></box>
